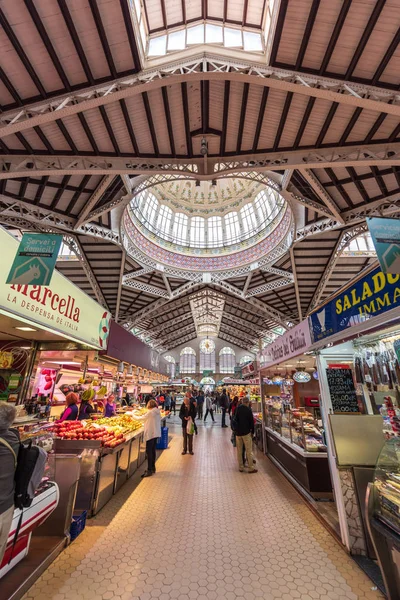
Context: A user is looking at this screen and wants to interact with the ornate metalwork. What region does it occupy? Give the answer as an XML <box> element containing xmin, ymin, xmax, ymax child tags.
<box><xmin>299</xmin><ymin>169</ymin><xmax>345</xmax><ymax>224</ymax></box>
<box><xmin>245</xmin><ymin>278</ymin><xmax>293</xmax><ymax>297</ymax></box>
<box><xmin>1</xmin><ymin>54</ymin><xmax>400</xmax><ymax>138</ymax></box>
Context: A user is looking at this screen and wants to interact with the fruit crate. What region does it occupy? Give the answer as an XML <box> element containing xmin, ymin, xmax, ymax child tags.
<box><xmin>70</xmin><ymin>510</ymin><xmax>87</xmax><ymax>541</ymax></box>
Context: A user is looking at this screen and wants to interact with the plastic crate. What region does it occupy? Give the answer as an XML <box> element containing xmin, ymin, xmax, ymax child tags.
<box><xmin>156</xmin><ymin>427</ymin><xmax>169</xmax><ymax>450</ymax></box>
<box><xmin>70</xmin><ymin>510</ymin><xmax>87</xmax><ymax>542</ymax></box>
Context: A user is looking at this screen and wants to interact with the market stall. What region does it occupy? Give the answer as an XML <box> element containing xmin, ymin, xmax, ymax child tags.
<box><xmin>309</xmin><ymin>266</ymin><xmax>400</xmax><ymax>564</ymax></box>
<box><xmin>259</xmin><ymin>320</ymin><xmax>337</xmax><ymax>533</ymax></box>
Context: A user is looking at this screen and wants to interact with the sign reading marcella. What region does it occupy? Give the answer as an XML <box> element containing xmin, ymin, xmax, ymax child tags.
<box><xmin>310</xmin><ymin>268</ymin><xmax>400</xmax><ymax>342</ymax></box>
<box><xmin>261</xmin><ymin>320</ymin><xmax>312</xmax><ymax>367</ymax></box>
<box><xmin>0</xmin><ymin>227</ymin><xmax>111</xmax><ymax>349</ymax></box>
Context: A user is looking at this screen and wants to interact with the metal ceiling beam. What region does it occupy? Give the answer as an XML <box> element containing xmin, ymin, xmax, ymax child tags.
<box><xmin>245</xmin><ymin>277</ymin><xmax>293</xmax><ymax>297</ymax></box>
<box><xmin>2</xmin><ymin>54</ymin><xmax>400</xmax><ymax>138</ymax></box>
<box><xmin>63</xmin><ymin>236</ymin><xmax>109</xmax><ymax>309</ymax></box>
<box><xmin>74</xmin><ymin>174</ymin><xmax>115</xmax><ymax>229</ymax></box>
<box><xmin>3</xmin><ymin>143</ymin><xmax>400</xmax><ymax>180</ymax></box>
<box><xmin>307</xmin><ymin>223</ymin><xmax>370</xmax><ymax>313</ymax></box>
<box><xmin>289</xmin><ymin>247</ymin><xmax>302</xmax><ymax>321</ymax></box>
<box><xmin>299</xmin><ymin>169</ymin><xmax>345</xmax><ymax>224</ymax></box>
<box><xmin>123</xmin><ymin>267</ymin><xmax>155</xmax><ymax>282</ymax></box>
<box><xmin>222</xmin><ymin>312</ymin><xmax>265</xmax><ymax>335</ymax></box>
<box><xmin>114</xmin><ymin>249</ymin><xmax>126</xmax><ymax>322</ymax></box>
<box><xmin>295</xmin><ymin>192</ymin><xmax>400</xmax><ymax>241</ymax></box>
<box><xmin>122</xmin><ymin>280</ymin><xmax>170</xmax><ymax>298</ymax></box>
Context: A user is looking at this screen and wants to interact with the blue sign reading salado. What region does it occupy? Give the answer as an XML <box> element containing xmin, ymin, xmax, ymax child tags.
<box><xmin>309</xmin><ymin>267</ymin><xmax>400</xmax><ymax>342</ymax></box>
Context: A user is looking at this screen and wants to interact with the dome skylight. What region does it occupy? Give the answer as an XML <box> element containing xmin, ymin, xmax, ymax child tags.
<box><xmin>122</xmin><ymin>176</ymin><xmax>293</xmax><ymax>274</ymax></box>
<box><xmin>128</xmin><ymin>179</ymin><xmax>286</xmax><ymax>251</ymax></box>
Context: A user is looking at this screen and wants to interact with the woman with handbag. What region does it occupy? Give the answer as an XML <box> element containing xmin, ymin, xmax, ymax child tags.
<box><xmin>179</xmin><ymin>396</ymin><xmax>196</xmax><ymax>455</ymax></box>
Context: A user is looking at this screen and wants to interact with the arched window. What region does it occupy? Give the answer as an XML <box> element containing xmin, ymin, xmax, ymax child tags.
<box><xmin>224</xmin><ymin>211</ymin><xmax>240</xmax><ymax>243</ymax></box>
<box><xmin>219</xmin><ymin>347</ymin><xmax>236</xmax><ymax>373</ymax></box>
<box><xmin>240</xmin><ymin>355</ymin><xmax>253</xmax><ymax>366</ymax></box>
<box><xmin>172</xmin><ymin>213</ymin><xmax>188</xmax><ymax>244</ymax></box>
<box><xmin>164</xmin><ymin>354</ymin><xmax>176</xmax><ymax>376</ymax></box>
<box><xmin>142</xmin><ymin>193</ymin><xmax>159</xmax><ymax>230</ymax></box>
<box><xmin>200</xmin><ymin>339</ymin><xmax>216</xmax><ymax>372</ymax></box>
<box><xmin>190</xmin><ymin>217</ymin><xmax>205</xmax><ymax>247</ymax></box>
<box><xmin>180</xmin><ymin>347</ymin><xmax>196</xmax><ymax>373</ymax></box>
<box><xmin>240</xmin><ymin>203</ymin><xmax>258</xmax><ymax>234</ymax></box>
<box><xmin>157</xmin><ymin>205</ymin><xmax>173</xmax><ymax>238</ymax></box>
<box><xmin>208</xmin><ymin>216</ymin><xmax>223</xmax><ymax>247</ymax></box>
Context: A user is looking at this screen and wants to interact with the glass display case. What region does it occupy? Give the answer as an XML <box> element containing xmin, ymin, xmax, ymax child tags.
<box><xmin>265</xmin><ymin>401</ymin><xmax>326</xmax><ymax>453</ymax></box>
<box><xmin>372</xmin><ymin>437</ymin><xmax>400</xmax><ymax>535</ymax></box>
<box><xmin>366</xmin><ymin>437</ymin><xmax>400</xmax><ymax>599</ymax></box>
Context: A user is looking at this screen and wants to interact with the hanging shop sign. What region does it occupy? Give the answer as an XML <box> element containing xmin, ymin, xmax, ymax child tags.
<box><xmin>310</xmin><ymin>267</ymin><xmax>400</xmax><ymax>342</ymax></box>
<box><xmin>242</xmin><ymin>362</ymin><xmax>256</xmax><ymax>378</ymax></box>
<box><xmin>6</xmin><ymin>233</ymin><xmax>63</xmax><ymax>286</ymax></box>
<box><xmin>202</xmin><ymin>370</ymin><xmax>213</xmax><ymax>377</ymax></box>
<box><xmin>367</xmin><ymin>217</ymin><xmax>400</xmax><ymax>274</ymax></box>
<box><xmin>261</xmin><ymin>320</ymin><xmax>312</xmax><ymax>367</ymax></box>
<box><xmin>326</xmin><ymin>367</ymin><xmax>360</xmax><ymax>413</ymax></box>
<box><xmin>0</xmin><ymin>227</ymin><xmax>111</xmax><ymax>349</ymax></box>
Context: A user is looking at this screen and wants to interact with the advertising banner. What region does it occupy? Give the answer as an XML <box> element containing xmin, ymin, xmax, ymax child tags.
<box><xmin>367</xmin><ymin>217</ymin><xmax>400</xmax><ymax>274</ymax></box>
<box><xmin>261</xmin><ymin>320</ymin><xmax>312</xmax><ymax>368</ymax></box>
<box><xmin>242</xmin><ymin>362</ymin><xmax>256</xmax><ymax>378</ymax></box>
<box><xmin>7</xmin><ymin>233</ymin><xmax>63</xmax><ymax>286</ymax></box>
<box><xmin>1</xmin><ymin>227</ymin><xmax>110</xmax><ymax>349</ymax></box>
<box><xmin>309</xmin><ymin>267</ymin><xmax>400</xmax><ymax>342</ymax></box>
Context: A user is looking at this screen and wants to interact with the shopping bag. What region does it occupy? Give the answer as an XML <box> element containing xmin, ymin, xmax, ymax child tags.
<box><xmin>186</xmin><ymin>417</ymin><xmax>195</xmax><ymax>435</ymax></box>
<box><xmin>230</xmin><ymin>432</ymin><xmax>236</xmax><ymax>447</ymax></box>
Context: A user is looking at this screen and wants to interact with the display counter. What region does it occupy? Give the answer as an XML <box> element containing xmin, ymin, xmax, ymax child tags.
<box><xmin>366</xmin><ymin>437</ymin><xmax>400</xmax><ymax>599</ymax></box>
<box><xmin>265</xmin><ymin>426</ymin><xmax>332</xmax><ymax>499</ymax></box>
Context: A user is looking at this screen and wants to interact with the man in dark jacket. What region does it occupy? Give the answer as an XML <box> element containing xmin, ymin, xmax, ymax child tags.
<box><xmin>233</xmin><ymin>398</ymin><xmax>257</xmax><ymax>473</ymax></box>
<box><xmin>220</xmin><ymin>388</ymin><xmax>229</xmax><ymax>428</ymax></box>
<box><xmin>0</xmin><ymin>402</ymin><xmax>19</xmax><ymax>563</ymax></box>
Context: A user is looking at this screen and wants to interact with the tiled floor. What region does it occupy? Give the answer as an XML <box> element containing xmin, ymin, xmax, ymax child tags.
<box><xmin>23</xmin><ymin>418</ymin><xmax>384</xmax><ymax>600</ymax></box>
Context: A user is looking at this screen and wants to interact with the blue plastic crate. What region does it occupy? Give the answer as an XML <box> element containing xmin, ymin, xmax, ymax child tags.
<box><xmin>70</xmin><ymin>510</ymin><xmax>87</xmax><ymax>541</ymax></box>
<box><xmin>156</xmin><ymin>427</ymin><xmax>169</xmax><ymax>449</ymax></box>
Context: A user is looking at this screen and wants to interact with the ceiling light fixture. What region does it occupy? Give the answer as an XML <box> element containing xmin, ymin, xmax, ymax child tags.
<box><xmin>15</xmin><ymin>326</ymin><xmax>37</xmax><ymax>332</ymax></box>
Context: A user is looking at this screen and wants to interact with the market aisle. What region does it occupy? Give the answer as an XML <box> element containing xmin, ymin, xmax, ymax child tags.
<box><xmin>23</xmin><ymin>421</ymin><xmax>383</xmax><ymax>600</ymax></box>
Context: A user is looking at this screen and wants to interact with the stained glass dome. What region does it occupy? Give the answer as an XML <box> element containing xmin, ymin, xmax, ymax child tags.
<box><xmin>122</xmin><ymin>176</ymin><xmax>293</xmax><ymax>273</ymax></box>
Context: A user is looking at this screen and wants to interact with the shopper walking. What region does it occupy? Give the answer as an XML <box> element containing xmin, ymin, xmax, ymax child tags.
<box><xmin>203</xmin><ymin>394</ymin><xmax>215</xmax><ymax>423</ymax></box>
<box><xmin>164</xmin><ymin>393</ymin><xmax>171</xmax><ymax>415</ymax></box>
<box><xmin>228</xmin><ymin>395</ymin><xmax>239</xmax><ymax>418</ymax></box>
<box><xmin>0</xmin><ymin>403</ymin><xmax>19</xmax><ymax>565</ymax></box>
<box><xmin>179</xmin><ymin>396</ymin><xmax>196</xmax><ymax>455</ymax></box>
<box><xmin>170</xmin><ymin>391</ymin><xmax>176</xmax><ymax>415</ymax></box>
<box><xmin>189</xmin><ymin>392</ymin><xmax>198</xmax><ymax>435</ymax></box>
<box><xmin>233</xmin><ymin>398</ymin><xmax>257</xmax><ymax>473</ymax></box>
<box><xmin>220</xmin><ymin>387</ymin><xmax>229</xmax><ymax>428</ymax></box>
<box><xmin>196</xmin><ymin>390</ymin><xmax>204</xmax><ymax>420</ymax></box>
<box><xmin>59</xmin><ymin>392</ymin><xmax>79</xmax><ymax>421</ymax></box>
<box><xmin>133</xmin><ymin>399</ymin><xmax>162</xmax><ymax>477</ymax></box>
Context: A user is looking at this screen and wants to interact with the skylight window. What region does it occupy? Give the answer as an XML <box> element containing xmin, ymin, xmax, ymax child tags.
<box><xmin>187</xmin><ymin>24</ymin><xmax>204</xmax><ymax>45</ymax></box>
<box><xmin>224</xmin><ymin>28</ymin><xmax>242</xmax><ymax>48</ymax></box>
<box><xmin>146</xmin><ymin>22</ymin><xmax>264</xmax><ymax>58</ymax></box>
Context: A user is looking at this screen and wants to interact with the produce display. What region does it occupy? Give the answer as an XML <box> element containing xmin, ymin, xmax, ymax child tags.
<box><xmin>53</xmin><ymin>414</ymin><xmax>144</xmax><ymax>448</ymax></box>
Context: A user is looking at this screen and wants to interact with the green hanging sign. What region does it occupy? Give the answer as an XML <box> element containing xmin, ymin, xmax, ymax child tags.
<box><xmin>367</xmin><ymin>217</ymin><xmax>400</xmax><ymax>274</ymax></box>
<box><xmin>6</xmin><ymin>234</ymin><xmax>63</xmax><ymax>286</ymax></box>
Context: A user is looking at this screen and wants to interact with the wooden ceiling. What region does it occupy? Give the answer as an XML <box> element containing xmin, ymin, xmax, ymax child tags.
<box><xmin>0</xmin><ymin>0</ymin><xmax>397</xmax><ymax>351</ymax></box>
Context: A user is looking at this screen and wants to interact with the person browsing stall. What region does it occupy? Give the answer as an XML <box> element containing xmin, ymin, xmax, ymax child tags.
<box><xmin>59</xmin><ymin>392</ymin><xmax>79</xmax><ymax>421</ymax></box>
<box><xmin>133</xmin><ymin>400</ymin><xmax>163</xmax><ymax>478</ymax></box>
<box><xmin>104</xmin><ymin>394</ymin><xmax>117</xmax><ymax>418</ymax></box>
<box><xmin>0</xmin><ymin>403</ymin><xmax>20</xmax><ymax>564</ymax></box>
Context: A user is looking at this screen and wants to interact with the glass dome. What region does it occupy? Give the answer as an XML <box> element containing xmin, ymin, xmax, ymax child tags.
<box><xmin>122</xmin><ymin>176</ymin><xmax>293</xmax><ymax>273</ymax></box>
<box><xmin>129</xmin><ymin>181</ymin><xmax>284</xmax><ymax>251</ymax></box>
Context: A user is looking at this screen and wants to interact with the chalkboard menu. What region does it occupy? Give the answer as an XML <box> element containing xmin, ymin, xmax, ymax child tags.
<box><xmin>326</xmin><ymin>368</ymin><xmax>359</xmax><ymax>413</ymax></box>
